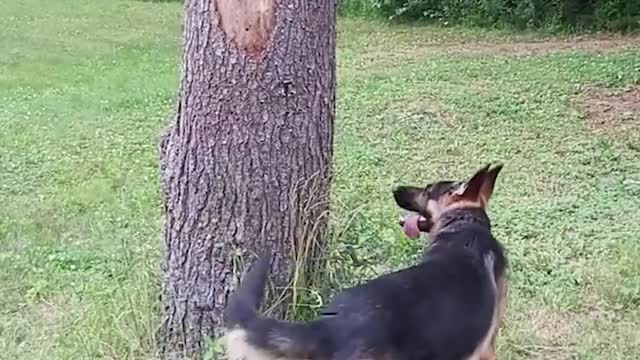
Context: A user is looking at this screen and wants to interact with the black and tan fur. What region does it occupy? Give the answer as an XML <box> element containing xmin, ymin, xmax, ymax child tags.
<box><xmin>223</xmin><ymin>164</ymin><xmax>508</xmax><ymax>360</ymax></box>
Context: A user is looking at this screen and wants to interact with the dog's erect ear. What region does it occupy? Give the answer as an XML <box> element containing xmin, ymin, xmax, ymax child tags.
<box><xmin>455</xmin><ymin>164</ymin><xmax>491</xmax><ymax>201</ymax></box>
<box><xmin>479</xmin><ymin>164</ymin><xmax>503</xmax><ymax>204</ymax></box>
<box><xmin>393</xmin><ymin>186</ymin><xmax>428</xmax><ymax>214</ymax></box>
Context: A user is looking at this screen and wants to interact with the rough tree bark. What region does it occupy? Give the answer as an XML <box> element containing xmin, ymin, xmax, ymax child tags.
<box><xmin>158</xmin><ymin>0</ymin><xmax>335</xmax><ymax>358</ymax></box>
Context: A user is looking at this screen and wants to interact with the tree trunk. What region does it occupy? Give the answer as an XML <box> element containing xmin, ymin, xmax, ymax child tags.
<box><xmin>158</xmin><ymin>0</ymin><xmax>335</xmax><ymax>358</ymax></box>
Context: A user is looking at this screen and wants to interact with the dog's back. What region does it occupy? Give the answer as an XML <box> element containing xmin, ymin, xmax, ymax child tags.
<box><xmin>327</xmin><ymin>242</ymin><xmax>499</xmax><ymax>359</ymax></box>
<box><xmin>224</xmin><ymin>244</ymin><xmax>501</xmax><ymax>359</ymax></box>
<box><xmin>224</xmin><ymin>164</ymin><xmax>508</xmax><ymax>360</ymax></box>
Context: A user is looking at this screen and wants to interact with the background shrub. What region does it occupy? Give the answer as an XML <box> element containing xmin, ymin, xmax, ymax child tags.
<box><xmin>341</xmin><ymin>0</ymin><xmax>640</xmax><ymax>31</ymax></box>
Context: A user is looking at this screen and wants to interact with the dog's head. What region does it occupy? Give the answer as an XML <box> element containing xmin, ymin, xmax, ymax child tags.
<box><xmin>394</xmin><ymin>164</ymin><xmax>503</xmax><ymax>238</ymax></box>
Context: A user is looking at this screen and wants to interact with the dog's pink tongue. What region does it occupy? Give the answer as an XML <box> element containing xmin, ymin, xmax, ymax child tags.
<box><xmin>402</xmin><ymin>214</ymin><xmax>422</xmax><ymax>239</ymax></box>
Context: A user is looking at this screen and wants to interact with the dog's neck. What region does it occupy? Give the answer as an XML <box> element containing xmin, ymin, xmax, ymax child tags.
<box><xmin>429</xmin><ymin>207</ymin><xmax>491</xmax><ymax>241</ymax></box>
<box><xmin>420</xmin><ymin>208</ymin><xmax>492</xmax><ymax>258</ymax></box>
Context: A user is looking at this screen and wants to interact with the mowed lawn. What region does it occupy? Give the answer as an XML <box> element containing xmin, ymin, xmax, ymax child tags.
<box><xmin>1</xmin><ymin>0</ymin><xmax>639</xmax><ymax>359</ymax></box>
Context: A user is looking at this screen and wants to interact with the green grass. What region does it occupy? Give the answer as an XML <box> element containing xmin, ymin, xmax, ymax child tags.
<box><xmin>1</xmin><ymin>0</ymin><xmax>639</xmax><ymax>359</ymax></box>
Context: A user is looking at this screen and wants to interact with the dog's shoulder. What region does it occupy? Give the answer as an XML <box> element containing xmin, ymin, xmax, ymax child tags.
<box><xmin>429</xmin><ymin>222</ymin><xmax>507</xmax><ymax>283</ymax></box>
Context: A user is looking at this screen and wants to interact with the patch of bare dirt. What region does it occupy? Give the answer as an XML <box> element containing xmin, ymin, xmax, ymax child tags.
<box><xmin>508</xmin><ymin>308</ymin><xmax>578</xmax><ymax>360</ymax></box>
<box><xmin>525</xmin><ymin>308</ymin><xmax>577</xmax><ymax>342</ymax></box>
<box><xmin>422</xmin><ymin>35</ymin><xmax>640</xmax><ymax>57</ymax></box>
<box><xmin>573</xmin><ymin>85</ymin><xmax>640</xmax><ymax>134</ymax></box>
<box><xmin>362</xmin><ymin>35</ymin><xmax>639</xmax><ymax>69</ymax></box>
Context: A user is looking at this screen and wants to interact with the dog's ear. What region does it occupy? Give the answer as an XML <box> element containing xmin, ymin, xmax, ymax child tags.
<box><xmin>455</xmin><ymin>164</ymin><xmax>491</xmax><ymax>202</ymax></box>
<box><xmin>479</xmin><ymin>164</ymin><xmax>503</xmax><ymax>204</ymax></box>
<box><xmin>393</xmin><ymin>186</ymin><xmax>428</xmax><ymax>214</ymax></box>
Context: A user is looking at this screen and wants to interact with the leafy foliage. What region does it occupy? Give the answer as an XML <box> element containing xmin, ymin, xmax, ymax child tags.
<box><xmin>341</xmin><ymin>0</ymin><xmax>640</xmax><ymax>30</ymax></box>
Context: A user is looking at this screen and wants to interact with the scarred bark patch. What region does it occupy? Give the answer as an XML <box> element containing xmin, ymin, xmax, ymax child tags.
<box><xmin>215</xmin><ymin>0</ymin><xmax>274</xmax><ymax>57</ymax></box>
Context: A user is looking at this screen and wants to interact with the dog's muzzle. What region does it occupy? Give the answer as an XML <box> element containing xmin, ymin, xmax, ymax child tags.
<box><xmin>399</xmin><ymin>211</ymin><xmax>431</xmax><ymax>239</ymax></box>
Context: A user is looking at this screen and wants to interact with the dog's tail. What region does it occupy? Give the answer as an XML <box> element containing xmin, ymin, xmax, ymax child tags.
<box><xmin>223</xmin><ymin>253</ymin><xmax>327</xmax><ymax>359</ymax></box>
<box><xmin>224</xmin><ymin>253</ymin><xmax>272</xmax><ymax>329</ymax></box>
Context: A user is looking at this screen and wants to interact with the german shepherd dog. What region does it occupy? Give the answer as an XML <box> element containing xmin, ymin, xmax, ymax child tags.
<box><xmin>223</xmin><ymin>164</ymin><xmax>507</xmax><ymax>360</ymax></box>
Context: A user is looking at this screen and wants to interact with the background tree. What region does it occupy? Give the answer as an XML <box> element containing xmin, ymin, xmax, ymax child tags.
<box><xmin>158</xmin><ymin>0</ymin><xmax>336</xmax><ymax>357</ymax></box>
